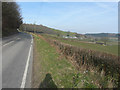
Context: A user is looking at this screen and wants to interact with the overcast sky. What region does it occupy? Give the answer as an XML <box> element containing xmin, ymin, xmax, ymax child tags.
<box><xmin>18</xmin><ymin>2</ymin><xmax>118</xmax><ymax>34</ymax></box>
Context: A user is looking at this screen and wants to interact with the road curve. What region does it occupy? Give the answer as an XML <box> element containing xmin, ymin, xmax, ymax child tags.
<box><xmin>2</xmin><ymin>32</ymin><xmax>33</xmax><ymax>88</ymax></box>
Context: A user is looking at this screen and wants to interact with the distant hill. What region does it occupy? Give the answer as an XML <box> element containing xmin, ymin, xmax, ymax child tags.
<box><xmin>20</xmin><ymin>24</ymin><xmax>76</xmax><ymax>36</ymax></box>
<box><xmin>85</xmin><ymin>33</ymin><xmax>119</xmax><ymax>38</ymax></box>
<box><xmin>20</xmin><ymin>24</ymin><xmax>119</xmax><ymax>39</ymax></box>
<box><xmin>20</xmin><ymin>24</ymin><xmax>57</xmax><ymax>35</ymax></box>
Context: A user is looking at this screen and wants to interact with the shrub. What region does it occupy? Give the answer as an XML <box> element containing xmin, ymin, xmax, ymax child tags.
<box><xmin>46</xmin><ymin>38</ymin><xmax>120</xmax><ymax>87</ymax></box>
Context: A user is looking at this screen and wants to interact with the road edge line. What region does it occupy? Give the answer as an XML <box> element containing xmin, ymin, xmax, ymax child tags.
<box><xmin>20</xmin><ymin>35</ymin><xmax>33</xmax><ymax>88</ymax></box>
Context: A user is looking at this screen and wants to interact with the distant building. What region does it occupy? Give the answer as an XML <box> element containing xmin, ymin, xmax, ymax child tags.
<box><xmin>62</xmin><ymin>36</ymin><xmax>77</xmax><ymax>39</ymax></box>
<box><xmin>96</xmin><ymin>42</ymin><xmax>105</xmax><ymax>45</ymax></box>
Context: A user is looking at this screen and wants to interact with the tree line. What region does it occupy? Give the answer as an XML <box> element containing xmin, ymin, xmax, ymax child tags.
<box><xmin>20</xmin><ymin>24</ymin><xmax>57</xmax><ymax>35</ymax></box>
<box><xmin>2</xmin><ymin>2</ymin><xmax>22</xmax><ymax>36</ymax></box>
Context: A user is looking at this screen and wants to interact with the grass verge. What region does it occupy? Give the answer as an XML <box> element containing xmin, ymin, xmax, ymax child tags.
<box><xmin>32</xmin><ymin>33</ymin><xmax>117</xmax><ymax>88</ymax></box>
<box><xmin>32</xmin><ymin>34</ymin><xmax>100</xmax><ymax>88</ymax></box>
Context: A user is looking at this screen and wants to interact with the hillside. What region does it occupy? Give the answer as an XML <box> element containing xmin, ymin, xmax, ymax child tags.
<box><xmin>20</xmin><ymin>24</ymin><xmax>76</xmax><ymax>37</ymax></box>
<box><xmin>51</xmin><ymin>28</ymin><xmax>76</xmax><ymax>37</ymax></box>
<box><xmin>85</xmin><ymin>33</ymin><xmax>119</xmax><ymax>38</ymax></box>
<box><xmin>20</xmin><ymin>24</ymin><xmax>119</xmax><ymax>40</ymax></box>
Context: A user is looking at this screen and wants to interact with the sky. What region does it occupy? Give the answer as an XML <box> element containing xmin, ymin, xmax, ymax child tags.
<box><xmin>18</xmin><ymin>2</ymin><xmax>118</xmax><ymax>34</ymax></box>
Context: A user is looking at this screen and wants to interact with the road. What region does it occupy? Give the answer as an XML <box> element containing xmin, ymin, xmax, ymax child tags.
<box><xmin>1</xmin><ymin>32</ymin><xmax>33</xmax><ymax>88</ymax></box>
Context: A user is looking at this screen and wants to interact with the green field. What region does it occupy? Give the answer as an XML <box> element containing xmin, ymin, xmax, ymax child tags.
<box><xmin>43</xmin><ymin>35</ymin><xmax>118</xmax><ymax>56</ymax></box>
<box><xmin>51</xmin><ymin>28</ymin><xmax>76</xmax><ymax>37</ymax></box>
<box><xmin>32</xmin><ymin>33</ymin><xmax>116</xmax><ymax>88</ymax></box>
<box><xmin>32</xmin><ymin>34</ymin><xmax>101</xmax><ymax>88</ymax></box>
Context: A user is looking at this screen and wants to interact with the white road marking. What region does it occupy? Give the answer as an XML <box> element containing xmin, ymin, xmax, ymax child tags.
<box><xmin>20</xmin><ymin>35</ymin><xmax>33</xmax><ymax>88</ymax></box>
<box><xmin>3</xmin><ymin>41</ymin><xmax>14</xmax><ymax>47</ymax></box>
<box><xmin>30</xmin><ymin>35</ymin><xmax>33</xmax><ymax>44</ymax></box>
<box><xmin>17</xmin><ymin>38</ymin><xmax>21</xmax><ymax>40</ymax></box>
<box><xmin>21</xmin><ymin>45</ymin><xmax>32</xmax><ymax>88</ymax></box>
<box><xmin>31</xmin><ymin>38</ymin><xmax>33</xmax><ymax>44</ymax></box>
<box><xmin>31</xmin><ymin>35</ymin><xmax>33</xmax><ymax>43</ymax></box>
<box><xmin>3</xmin><ymin>37</ymin><xmax>21</xmax><ymax>47</ymax></box>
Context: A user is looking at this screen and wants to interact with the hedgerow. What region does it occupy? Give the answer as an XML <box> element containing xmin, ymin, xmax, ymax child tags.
<box><xmin>46</xmin><ymin>38</ymin><xmax>120</xmax><ymax>88</ymax></box>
